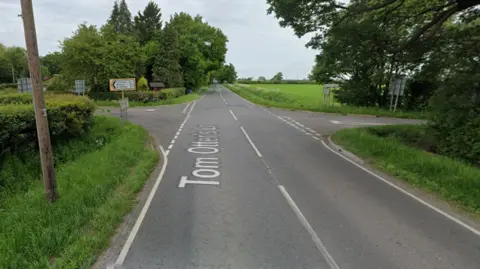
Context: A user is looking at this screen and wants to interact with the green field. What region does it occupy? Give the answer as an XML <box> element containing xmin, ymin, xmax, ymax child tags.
<box><xmin>249</xmin><ymin>84</ymin><xmax>328</xmax><ymax>106</ymax></box>
<box><xmin>227</xmin><ymin>84</ymin><xmax>425</xmax><ymax>119</ymax></box>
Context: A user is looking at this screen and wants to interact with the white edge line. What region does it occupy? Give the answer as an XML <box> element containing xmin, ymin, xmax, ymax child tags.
<box><xmin>240</xmin><ymin>126</ymin><xmax>262</xmax><ymax>158</ymax></box>
<box><xmin>113</xmin><ymin>145</ymin><xmax>169</xmax><ymax>266</ymax></box>
<box><xmin>182</xmin><ymin>102</ymin><xmax>191</xmax><ymax>114</ymax></box>
<box><xmin>321</xmin><ymin>140</ymin><xmax>480</xmax><ymax>237</ymax></box>
<box><xmin>278</xmin><ymin>185</ymin><xmax>340</xmax><ymax>269</ymax></box>
<box><xmin>229</xmin><ymin>109</ymin><xmax>238</xmax><ymax>121</ymax></box>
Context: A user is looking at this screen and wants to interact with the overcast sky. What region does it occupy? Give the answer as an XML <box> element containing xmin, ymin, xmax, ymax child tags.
<box><xmin>0</xmin><ymin>0</ymin><xmax>317</xmax><ymax>79</ymax></box>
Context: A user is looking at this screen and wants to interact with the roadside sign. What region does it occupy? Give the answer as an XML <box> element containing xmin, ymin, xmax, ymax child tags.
<box><xmin>389</xmin><ymin>76</ymin><xmax>406</xmax><ymax>96</ymax></box>
<box><xmin>323</xmin><ymin>84</ymin><xmax>339</xmax><ymax>107</ymax></box>
<box><xmin>120</xmin><ymin>98</ymin><xmax>129</xmax><ymax>110</ymax></box>
<box><xmin>75</xmin><ymin>80</ymin><xmax>85</xmax><ymax>95</ymax></box>
<box><xmin>120</xmin><ymin>97</ymin><xmax>129</xmax><ymax>120</ymax></box>
<box><xmin>109</xmin><ymin>78</ymin><xmax>135</xmax><ymax>92</ymax></box>
<box><xmin>17</xmin><ymin>78</ymin><xmax>32</xmax><ymax>93</ymax></box>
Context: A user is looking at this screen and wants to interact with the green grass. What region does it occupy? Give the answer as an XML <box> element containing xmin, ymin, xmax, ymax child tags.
<box><xmin>95</xmin><ymin>93</ymin><xmax>200</xmax><ymax>107</ymax></box>
<box><xmin>0</xmin><ymin>116</ymin><xmax>158</xmax><ymax>268</ymax></box>
<box><xmin>226</xmin><ymin>84</ymin><xmax>425</xmax><ymax>119</ymax></box>
<box><xmin>332</xmin><ymin>126</ymin><xmax>480</xmax><ymax>215</ymax></box>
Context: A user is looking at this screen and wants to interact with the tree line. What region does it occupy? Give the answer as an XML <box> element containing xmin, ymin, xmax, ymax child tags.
<box><xmin>268</xmin><ymin>0</ymin><xmax>480</xmax><ymax>163</ymax></box>
<box><xmin>1</xmin><ymin>0</ymin><xmax>238</xmax><ymax>91</ymax></box>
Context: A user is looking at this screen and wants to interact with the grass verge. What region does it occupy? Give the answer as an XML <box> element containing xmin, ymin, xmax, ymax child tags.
<box><xmin>0</xmin><ymin>116</ymin><xmax>158</xmax><ymax>268</ymax></box>
<box><xmin>332</xmin><ymin>126</ymin><xmax>480</xmax><ymax>215</ymax></box>
<box><xmin>95</xmin><ymin>93</ymin><xmax>200</xmax><ymax>107</ymax></box>
<box><xmin>225</xmin><ymin>84</ymin><xmax>425</xmax><ymax>119</ymax></box>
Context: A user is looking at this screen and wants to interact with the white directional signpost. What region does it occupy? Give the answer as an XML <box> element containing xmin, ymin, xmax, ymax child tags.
<box><xmin>75</xmin><ymin>80</ymin><xmax>85</xmax><ymax>95</ymax></box>
<box><xmin>389</xmin><ymin>76</ymin><xmax>407</xmax><ymax>113</ymax></box>
<box><xmin>17</xmin><ymin>78</ymin><xmax>32</xmax><ymax>93</ymax></box>
<box><xmin>110</xmin><ymin>78</ymin><xmax>135</xmax><ymax>120</ymax></box>
<box><xmin>323</xmin><ymin>84</ymin><xmax>339</xmax><ymax>107</ymax></box>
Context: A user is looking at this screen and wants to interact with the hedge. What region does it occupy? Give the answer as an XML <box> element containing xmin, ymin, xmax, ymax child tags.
<box><xmin>0</xmin><ymin>83</ymin><xmax>17</xmax><ymax>90</ymax></box>
<box><xmin>88</xmin><ymin>88</ymin><xmax>185</xmax><ymax>101</ymax></box>
<box><xmin>0</xmin><ymin>95</ymin><xmax>95</xmax><ymax>155</ymax></box>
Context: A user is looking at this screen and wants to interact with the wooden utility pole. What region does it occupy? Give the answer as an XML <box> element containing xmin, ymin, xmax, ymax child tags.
<box><xmin>20</xmin><ymin>0</ymin><xmax>58</xmax><ymax>202</ymax></box>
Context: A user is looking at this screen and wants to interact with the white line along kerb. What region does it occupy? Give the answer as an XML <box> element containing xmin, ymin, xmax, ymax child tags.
<box><xmin>112</xmin><ymin>145</ymin><xmax>169</xmax><ymax>267</ymax></box>
<box><xmin>278</xmin><ymin>185</ymin><xmax>340</xmax><ymax>269</ymax></box>
<box><xmin>240</xmin><ymin>126</ymin><xmax>262</xmax><ymax>158</ymax></box>
<box><xmin>321</xmin><ymin>140</ymin><xmax>480</xmax><ymax>237</ymax></box>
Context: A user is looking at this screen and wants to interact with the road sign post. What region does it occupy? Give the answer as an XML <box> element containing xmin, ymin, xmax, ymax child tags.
<box><xmin>20</xmin><ymin>0</ymin><xmax>58</xmax><ymax>202</ymax></box>
<box><xmin>323</xmin><ymin>84</ymin><xmax>339</xmax><ymax>108</ymax></box>
<box><xmin>110</xmin><ymin>78</ymin><xmax>135</xmax><ymax>120</ymax></box>
<box><xmin>389</xmin><ymin>76</ymin><xmax>407</xmax><ymax>112</ymax></box>
<box><xmin>75</xmin><ymin>80</ymin><xmax>86</xmax><ymax>95</ymax></box>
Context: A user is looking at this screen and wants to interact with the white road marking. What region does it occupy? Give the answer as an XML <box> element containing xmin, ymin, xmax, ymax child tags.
<box><xmin>321</xmin><ymin>140</ymin><xmax>480</xmax><ymax>237</ymax></box>
<box><xmin>112</xmin><ymin>145</ymin><xmax>169</xmax><ymax>267</ymax></box>
<box><xmin>229</xmin><ymin>110</ymin><xmax>238</xmax><ymax>121</ymax></box>
<box><xmin>182</xmin><ymin>102</ymin><xmax>191</xmax><ymax>114</ymax></box>
<box><xmin>178</xmin><ymin>176</ymin><xmax>219</xmax><ymax>188</ymax></box>
<box><xmin>170</xmin><ymin>139</ymin><xmax>176</xmax><ymax>144</ymax></box>
<box><xmin>278</xmin><ymin>185</ymin><xmax>340</xmax><ymax>269</ymax></box>
<box><xmin>176</xmin><ymin>132</ymin><xmax>180</xmax><ymax>136</ymax></box>
<box><xmin>146</xmin><ymin>109</ymin><xmax>156</xmax><ymax>112</ymax></box>
<box><xmin>240</xmin><ymin>126</ymin><xmax>262</xmax><ymax>158</ymax></box>
<box><xmin>199</xmin><ymin>94</ymin><xmax>206</xmax><ymax>101</ymax></box>
<box><xmin>330</xmin><ymin>120</ymin><xmax>342</xmax><ymax>124</ymax></box>
<box><xmin>165</xmin><ymin>150</ymin><xmax>170</xmax><ymax>156</ymax></box>
<box><xmin>167</xmin><ymin>144</ymin><xmax>173</xmax><ymax>150</ymax></box>
<box><xmin>187</xmin><ymin>101</ymin><xmax>197</xmax><ymax>115</ymax></box>
<box><xmin>313</xmin><ymin>137</ymin><xmax>320</xmax><ymax>140</ymax></box>
<box><xmin>174</xmin><ymin>135</ymin><xmax>178</xmax><ymax>140</ymax></box>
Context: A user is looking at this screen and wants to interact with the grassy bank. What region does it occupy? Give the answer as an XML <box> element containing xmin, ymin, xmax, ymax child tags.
<box><xmin>332</xmin><ymin>125</ymin><xmax>480</xmax><ymax>214</ymax></box>
<box><xmin>226</xmin><ymin>84</ymin><xmax>425</xmax><ymax>119</ymax></box>
<box><xmin>95</xmin><ymin>93</ymin><xmax>200</xmax><ymax>107</ymax></box>
<box><xmin>0</xmin><ymin>116</ymin><xmax>158</xmax><ymax>268</ymax></box>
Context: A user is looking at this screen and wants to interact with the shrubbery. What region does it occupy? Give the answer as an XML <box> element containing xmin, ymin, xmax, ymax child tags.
<box><xmin>137</xmin><ymin>77</ymin><xmax>149</xmax><ymax>91</ymax></box>
<box><xmin>428</xmin><ymin>72</ymin><xmax>480</xmax><ymax>165</ymax></box>
<box><xmin>0</xmin><ymin>94</ymin><xmax>95</xmax><ymax>155</ymax></box>
<box><xmin>0</xmin><ymin>83</ymin><xmax>17</xmax><ymax>90</ymax></box>
<box><xmin>88</xmin><ymin>88</ymin><xmax>185</xmax><ymax>102</ymax></box>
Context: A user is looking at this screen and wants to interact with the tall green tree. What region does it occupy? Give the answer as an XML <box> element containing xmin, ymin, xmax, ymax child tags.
<box><xmin>213</xmin><ymin>63</ymin><xmax>237</xmax><ymax>83</ymax></box>
<box><xmin>168</xmin><ymin>13</ymin><xmax>228</xmax><ymax>89</ymax></box>
<box><xmin>152</xmin><ymin>23</ymin><xmax>183</xmax><ymax>88</ymax></box>
<box><xmin>107</xmin><ymin>0</ymin><xmax>133</xmax><ymax>34</ymax></box>
<box><xmin>133</xmin><ymin>1</ymin><xmax>162</xmax><ymax>45</ymax></box>
<box><xmin>41</xmin><ymin>52</ymin><xmax>63</xmax><ymax>75</ymax></box>
<box><xmin>271</xmin><ymin>72</ymin><xmax>283</xmax><ymax>83</ymax></box>
<box><xmin>61</xmin><ymin>24</ymin><xmax>143</xmax><ymax>91</ymax></box>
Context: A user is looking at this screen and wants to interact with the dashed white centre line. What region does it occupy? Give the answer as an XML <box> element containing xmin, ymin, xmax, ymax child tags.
<box><xmin>182</xmin><ymin>102</ymin><xmax>191</xmax><ymax>114</ymax></box>
<box><xmin>229</xmin><ymin>110</ymin><xmax>238</xmax><ymax>121</ymax></box>
<box><xmin>240</xmin><ymin>126</ymin><xmax>262</xmax><ymax>158</ymax></box>
<box><xmin>278</xmin><ymin>185</ymin><xmax>340</xmax><ymax>269</ymax></box>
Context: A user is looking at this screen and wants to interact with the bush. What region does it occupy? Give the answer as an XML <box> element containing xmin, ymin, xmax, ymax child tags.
<box><xmin>428</xmin><ymin>71</ymin><xmax>480</xmax><ymax>165</ymax></box>
<box><xmin>0</xmin><ymin>83</ymin><xmax>17</xmax><ymax>90</ymax></box>
<box><xmin>0</xmin><ymin>95</ymin><xmax>95</xmax><ymax>155</ymax></box>
<box><xmin>88</xmin><ymin>88</ymin><xmax>185</xmax><ymax>102</ymax></box>
<box><xmin>0</xmin><ymin>93</ymin><xmax>32</xmax><ymax>104</ymax></box>
<box><xmin>137</xmin><ymin>77</ymin><xmax>149</xmax><ymax>91</ymax></box>
<box><xmin>46</xmin><ymin>75</ymin><xmax>71</xmax><ymax>92</ymax></box>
